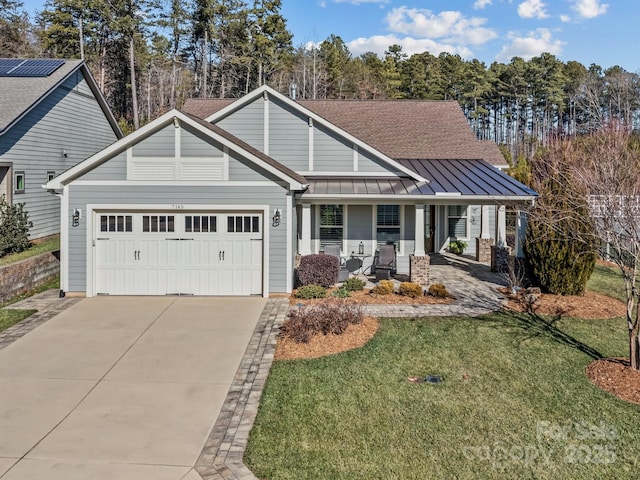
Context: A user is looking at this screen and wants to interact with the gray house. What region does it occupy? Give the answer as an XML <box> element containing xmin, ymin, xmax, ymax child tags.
<box><xmin>47</xmin><ymin>85</ymin><xmax>535</xmax><ymax>297</ymax></box>
<box><xmin>0</xmin><ymin>58</ymin><xmax>122</xmax><ymax>239</ymax></box>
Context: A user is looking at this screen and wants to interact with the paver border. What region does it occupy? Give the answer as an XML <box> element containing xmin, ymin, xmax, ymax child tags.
<box><xmin>195</xmin><ymin>298</ymin><xmax>288</xmax><ymax>480</ymax></box>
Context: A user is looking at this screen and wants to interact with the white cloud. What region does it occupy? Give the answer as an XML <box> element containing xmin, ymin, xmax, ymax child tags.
<box><xmin>347</xmin><ymin>35</ymin><xmax>473</xmax><ymax>59</ymax></box>
<box><xmin>517</xmin><ymin>0</ymin><xmax>549</xmax><ymax>19</ymax></box>
<box><xmin>560</xmin><ymin>14</ymin><xmax>571</xmax><ymax>22</ymax></box>
<box><xmin>385</xmin><ymin>7</ymin><xmax>497</xmax><ymax>45</ymax></box>
<box><xmin>332</xmin><ymin>0</ymin><xmax>390</xmax><ymax>4</ymax></box>
<box><xmin>571</xmin><ymin>0</ymin><xmax>608</xmax><ymax>19</ymax></box>
<box><xmin>495</xmin><ymin>28</ymin><xmax>565</xmax><ymax>62</ymax></box>
<box><xmin>474</xmin><ymin>0</ymin><xmax>493</xmax><ymax>9</ymax></box>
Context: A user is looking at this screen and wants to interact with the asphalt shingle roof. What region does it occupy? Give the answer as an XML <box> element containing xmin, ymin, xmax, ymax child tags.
<box><xmin>181</xmin><ymin>97</ymin><xmax>507</xmax><ymax>167</ymax></box>
<box><xmin>0</xmin><ymin>59</ymin><xmax>84</xmax><ymax>134</ymax></box>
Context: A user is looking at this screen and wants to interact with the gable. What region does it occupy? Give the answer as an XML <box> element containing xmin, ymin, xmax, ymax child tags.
<box><xmin>61</xmin><ymin>110</ymin><xmax>306</xmax><ymax>189</ymax></box>
<box><xmin>210</xmin><ymin>92</ymin><xmax>411</xmax><ymax>177</ymax></box>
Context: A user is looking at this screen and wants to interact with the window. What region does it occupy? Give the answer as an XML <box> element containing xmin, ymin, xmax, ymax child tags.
<box><xmin>227</xmin><ymin>215</ymin><xmax>260</xmax><ymax>233</ymax></box>
<box><xmin>377</xmin><ymin>205</ymin><xmax>400</xmax><ymax>249</ymax></box>
<box><xmin>185</xmin><ymin>215</ymin><xmax>217</xmax><ymax>233</ymax></box>
<box><xmin>319</xmin><ymin>204</ymin><xmax>343</xmax><ymax>251</ymax></box>
<box><xmin>142</xmin><ymin>215</ymin><xmax>175</xmax><ymax>233</ymax></box>
<box><xmin>448</xmin><ymin>205</ymin><xmax>468</xmax><ymax>239</ymax></box>
<box><xmin>47</xmin><ymin>171</ymin><xmax>55</xmax><ymax>182</ymax></box>
<box><xmin>100</xmin><ymin>215</ymin><xmax>133</xmax><ymax>233</ymax></box>
<box><xmin>14</xmin><ymin>171</ymin><xmax>25</xmax><ymax>194</ymax></box>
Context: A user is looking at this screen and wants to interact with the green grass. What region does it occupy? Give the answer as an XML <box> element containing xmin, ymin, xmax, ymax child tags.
<box><xmin>0</xmin><ymin>309</ymin><xmax>37</xmax><ymax>332</ymax></box>
<box><xmin>587</xmin><ymin>264</ymin><xmax>627</xmax><ymax>303</ymax></box>
<box><xmin>0</xmin><ymin>236</ymin><xmax>60</xmax><ymax>267</ymax></box>
<box><xmin>246</xmin><ymin>271</ymin><xmax>639</xmax><ymax>479</ymax></box>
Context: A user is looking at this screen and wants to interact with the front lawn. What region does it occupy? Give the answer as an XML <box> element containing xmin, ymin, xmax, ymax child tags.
<box><xmin>246</xmin><ymin>266</ymin><xmax>639</xmax><ymax>479</ymax></box>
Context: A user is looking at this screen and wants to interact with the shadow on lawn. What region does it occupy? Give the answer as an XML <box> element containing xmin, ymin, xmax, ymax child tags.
<box><xmin>485</xmin><ymin>308</ymin><xmax>604</xmax><ymax>360</ymax></box>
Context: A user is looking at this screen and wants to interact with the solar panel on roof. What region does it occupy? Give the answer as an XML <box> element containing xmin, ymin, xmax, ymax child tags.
<box><xmin>0</xmin><ymin>59</ymin><xmax>65</xmax><ymax>77</ymax></box>
<box><xmin>0</xmin><ymin>59</ymin><xmax>24</xmax><ymax>76</ymax></box>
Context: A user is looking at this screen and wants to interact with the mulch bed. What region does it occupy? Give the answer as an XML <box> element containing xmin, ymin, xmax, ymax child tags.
<box><xmin>586</xmin><ymin>358</ymin><xmax>640</xmax><ymax>406</ymax></box>
<box><xmin>290</xmin><ymin>287</ymin><xmax>453</xmax><ymax>306</ymax></box>
<box><xmin>275</xmin><ymin>316</ymin><xmax>379</xmax><ymax>360</ymax></box>
<box><xmin>502</xmin><ymin>288</ymin><xmax>627</xmax><ymax>319</ymax></box>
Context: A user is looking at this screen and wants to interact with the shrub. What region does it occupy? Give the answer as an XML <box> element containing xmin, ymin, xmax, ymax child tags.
<box><xmin>343</xmin><ymin>276</ymin><xmax>366</xmax><ymax>292</ymax></box>
<box><xmin>372</xmin><ymin>279</ymin><xmax>394</xmax><ymax>295</ymax></box>
<box><xmin>448</xmin><ymin>240</ymin><xmax>467</xmax><ymax>255</ymax></box>
<box><xmin>281</xmin><ymin>299</ymin><xmax>364</xmax><ymax>343</ymax></box>
<box><xmin>428</xmin><ymin>283</ymin><xmax>450</xmax><ymax>298</ymax></box>
<box><xmin>0</xmin><ymin>195</ymin><xmax>32</xmax><ymax>257</ymax></box>
<box><xmin>399</xmin><ymin>282</ymin><xmax>423</xmax><ymax>298</ymax></box>
<box><xmin>295</xmin><ymin>284</ymin><xmax>327</xmax><ymax>299</ymax></box>
<box><xmin>331</xmin><ymin>286</ymin><xmax>351</xmax><ymax>298</ymax></box>
<box><xmin>296</xmin><ymin>254</ymin><xmax>339</xmax><ymax>288</ymax></box>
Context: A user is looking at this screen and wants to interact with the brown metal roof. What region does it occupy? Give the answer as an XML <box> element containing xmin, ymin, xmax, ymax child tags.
<box><xmin>181</xmin><ymin>97</ymin><xmax>507</xmax><ymax>166</ymax></box>
<box><xmin>303</xmin><ymin>159</ymin><xmax>536</xmax><ymax>199</ymax></box>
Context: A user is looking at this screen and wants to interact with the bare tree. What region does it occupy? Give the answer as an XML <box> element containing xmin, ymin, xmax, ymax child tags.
<box><xmin>573</xmin><ymin>127</ymin><xmax>640</xmax><ymax>370</ymax></box>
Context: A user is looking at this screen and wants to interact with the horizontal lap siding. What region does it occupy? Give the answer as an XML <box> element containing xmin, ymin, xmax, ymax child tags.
<box><xmin>314</xmin><ymin>125</ymin><xmax>352</xmax><ymax>172</ymax></box>
<box><xmin>131</xmin><ymin>125</ymin><xmax>174</xmax><ymax>156</ymax></box>
<box><xmin>269</xmin><ymin>99</ymin><xmax>308</xmax><ymax>171</ymax></box>
<box><xmin>357</xmin><ymin>150</ymin><xmax>397</xmax><ymax>173</ymax></box>
<box><xmin>216</xmin><ymin>99</ymin><xmax>264</xmax><ymax>151</ymax></box>
<box><xmin>181</xmin><ymin>125</ymin><xmax>224</xmax><ymax>157</ymax></box>
<box><xmin>79</xmin><ymin>152</ymin><xmax>127</xmax><ymax>180</ymax></box>
<box><xmin>1</xmin><ymin>73</ymin><xmax>119</xmax><ymax>238</ymax></box>
<box><xmin>67</xmin><ymin>184</ymin><xmax>288</xmax><ymax>293</ymax></box>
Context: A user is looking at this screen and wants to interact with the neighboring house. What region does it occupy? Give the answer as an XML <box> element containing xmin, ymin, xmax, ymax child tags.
<box><xmin>47</xmin><ymin>85</ymin><xmax>536</xmax><ymax>297</ymax></box>
<box><xmin>0</xmin><ymin>58</ymin><xmax>122</xmax><ymax>239</ymax></box>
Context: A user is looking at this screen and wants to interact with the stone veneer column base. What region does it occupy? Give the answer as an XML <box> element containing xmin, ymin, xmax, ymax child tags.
<box><xmin>410</xmin><ymin>255</ymin><xmax>430</xmax><ymax>287</ymax></box>
<box><xmin>476</xmin><ymin>238</ymin><xmax>494</xmax><ymax>263</ymax></box>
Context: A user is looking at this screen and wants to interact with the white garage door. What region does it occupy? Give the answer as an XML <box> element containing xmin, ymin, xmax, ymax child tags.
<box><xmin>94</xmin><ymin>212</ymin><xmax>263</xmax><ymax>295</ymax></box>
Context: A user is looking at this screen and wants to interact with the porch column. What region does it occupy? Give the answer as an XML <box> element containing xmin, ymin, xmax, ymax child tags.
<box><xmin>414</xmin><ymin>204</ymin><xmax>426</xmax><ymax>256</ymax></box>
<box><xmin>300</xmin><ymin>203</ymin><xmax>312</xmax><ymax>255</ymax></box>
<box><xmin>481</xmin><ymin>204</ymin><xmax>491</xmax><ymax>239</ymax></box>
<box><xmin>514</xmin><ymin>209</ymin><xmax>526</xmax><ymax>258</ymax></box>
<box><xmin>496</xmin><ymin>205</ymin><xmax>506</xmax><ymax>247</ymax></box>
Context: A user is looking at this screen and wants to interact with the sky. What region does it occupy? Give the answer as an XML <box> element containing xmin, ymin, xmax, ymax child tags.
<box><xmin>20</xmin><ymin>0</ymin><xmax>638</xmax><ymax>72</ymax></box>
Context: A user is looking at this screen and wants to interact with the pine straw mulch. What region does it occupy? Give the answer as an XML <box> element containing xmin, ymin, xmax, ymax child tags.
<box><xmin>278</xmin><ymin>286</ymin><xmax>640</xmax><ymax>406</ymax></box>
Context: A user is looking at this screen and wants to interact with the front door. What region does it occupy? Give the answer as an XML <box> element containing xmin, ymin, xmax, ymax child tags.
<box><xmin>425</xmin><ymin>206</ymin><xmax>436</xmax><ymax>253</ymax></box>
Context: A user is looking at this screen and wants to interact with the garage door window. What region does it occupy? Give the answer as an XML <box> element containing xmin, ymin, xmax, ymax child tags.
<box><xmin>185</xmin><ymin>215</ymin><xmax>217</xmax><ymax>233</ymax></box>
<box><xmin>228</xmin><ymin>215</ymin><xmax>260</xmax><ymax>233</ymax></box>
<box><xmin>143</xmin><ymin>215</ymin><xmax>175</xmax><ymax>233</ymax></box>
<box><xmin>100</xmin><ymin>215</ymin><xmax>133</xmax><ymax>232</ymax></box>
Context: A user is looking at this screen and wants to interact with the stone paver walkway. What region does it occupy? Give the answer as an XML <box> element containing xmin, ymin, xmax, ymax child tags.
<box><xmin>0</xmin><ymin>254</ymin><xmax>506</xmax><ymax>480</ymax></box>
<box><xmin>365</xmin><ymin>253</ymin><xmax>507</xmax><ymax>317</ymax></box>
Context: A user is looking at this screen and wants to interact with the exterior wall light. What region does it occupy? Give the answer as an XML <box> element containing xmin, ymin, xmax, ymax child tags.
<box><xmin>272</xmin><ymin>208</ymin><xmax>281</xmax><ymax>227</ymax></box>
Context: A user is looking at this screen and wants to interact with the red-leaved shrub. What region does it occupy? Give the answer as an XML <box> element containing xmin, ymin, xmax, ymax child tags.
<box><xmin>296</xmin><ymin>254</ymin><xmax>339</xmax><ymax>288</ymax></box>
<box><xmin>282</xmin><ymin>299</ymin><xmax>364</xmax><ymax>343</ymax></box>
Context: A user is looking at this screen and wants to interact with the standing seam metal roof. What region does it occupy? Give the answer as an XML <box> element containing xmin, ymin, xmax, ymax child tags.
<box><xmin>303</xmin><ymin>159</ymin><xmax>537</xmax><ymax>198</ymax></box>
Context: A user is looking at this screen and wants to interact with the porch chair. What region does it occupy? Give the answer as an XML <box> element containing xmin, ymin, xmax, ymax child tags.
<box><xmin>323</xmin><ymin>244</ymin><xmax>350</xmax><ymax>282</ymax></box>
<box><xmin>372</xmin><ymin>244</ymin><xmax>396</xmax><ymax>281</ymax></box>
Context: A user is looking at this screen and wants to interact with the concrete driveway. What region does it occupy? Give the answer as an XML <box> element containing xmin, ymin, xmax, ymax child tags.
<box><xmin>0</xmin><ymin>296</ymin><xmax>266</xmax><ymax>480</ymax></box>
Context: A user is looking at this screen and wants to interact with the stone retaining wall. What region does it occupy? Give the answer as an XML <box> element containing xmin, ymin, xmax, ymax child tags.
<box><xmin>0</xmin><ymin>251</ymin><xmax>60</xmax><ymax>303</ymax></box>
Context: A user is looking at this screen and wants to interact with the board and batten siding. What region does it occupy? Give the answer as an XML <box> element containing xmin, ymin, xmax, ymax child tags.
<box><xmin>0</xmin><ymin>72</ymin><xmax>119</xmax><ymax>238</ymax></box>
<box><xmin>66</xmin><ymin>184</ymin><xmax>289</xmax><ymax>293</ymax></box>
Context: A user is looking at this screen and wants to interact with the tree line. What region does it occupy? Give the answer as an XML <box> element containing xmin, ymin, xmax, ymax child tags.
<box><xmin>2</xmin><ymin>0</ymin><xmax>639</xmax><ymax>154</ymax></box>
